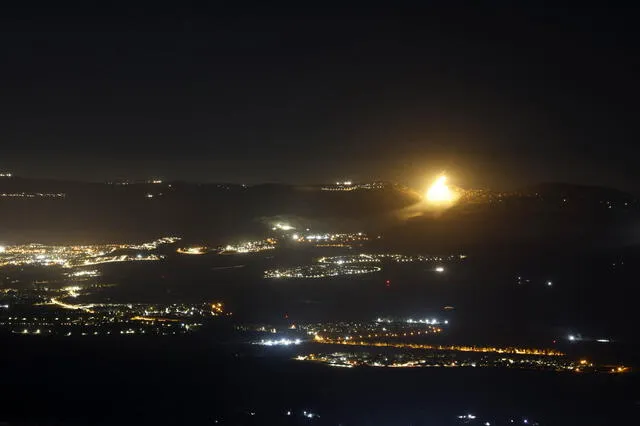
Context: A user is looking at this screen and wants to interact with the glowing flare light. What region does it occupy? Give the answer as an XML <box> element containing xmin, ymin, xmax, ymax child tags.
<box><xmin>425</xmin><ymin>175</ymin><xmax>454</xmax><ymax>204</ymax></box>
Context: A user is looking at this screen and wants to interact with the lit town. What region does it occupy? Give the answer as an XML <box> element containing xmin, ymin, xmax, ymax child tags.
<box><xmin>1</xmin><ymin>176</ymin><xmax>637</xmax><ymax>425</ymax></box>
<box><xmin>2</xmin><ymin>5</ymin><xmax>639</xmax><ymax>423</ymax></box>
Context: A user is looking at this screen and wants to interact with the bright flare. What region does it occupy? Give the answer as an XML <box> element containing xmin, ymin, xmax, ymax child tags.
<box><xmin>426</xmin><ymin>176</ymin><xmax>453</xmax><ymax>204</ymax></box>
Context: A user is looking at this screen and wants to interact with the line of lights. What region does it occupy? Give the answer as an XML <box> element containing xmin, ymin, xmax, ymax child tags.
<box><xmin>313</xmin><ymin>334</ymin><xmax>565</xmax><ymax>356</ymax></box>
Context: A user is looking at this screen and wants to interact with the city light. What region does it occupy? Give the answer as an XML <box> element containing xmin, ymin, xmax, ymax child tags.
<box><xmin>266</xmin><ymin>252</ymin><xmax>464</xmax><ymax>278</ymax></box>
<box><xmin>264</xmin><ymin>264</ymin><xmax>381</xmax><ymax>279</ymax></box>
<box><xmin>62</xmin><ymin>286</ymin><xmax>81</xmax><ymax>298</ymax></box>
<box><xmin>222</xmin><ymin>239</ymin><xmax>276</xmax><ymax>254</ymax></box>
<box><xmin>2</xmin><ymin>299</ymin><xmax>223</xmax><ymax>336</ymax></box>
<box><xmin>176</xmin><ymin>246</ymin><xmax>207</xmax><ymax>255</ymax></box>
<box><xmin>256</xmin><ymin>338</ymin><xmax>302</xmax><ymax>346</ymax></box>
<box><xmin>67</xmin><ymin>269</ymin><xmax>100</xmax><ymax>278</ymax></box>
<box><xmin>50</xmin><ymin>297</ymin><xmax>95</xmax><ymax>313</ymax></box>
<box><xmin>294</xmin><ymin>350</ymin><xmax>620</xmax><ymax>373</ymax></box>
<box><xmin>0</xmin><ymin>237</ymin><xmax>179</xmax><ymax>268</ymax></box>
<box><xmin>312</xmin><ymin>333</ymin><xmax>565</xmax><ymax>356</ymax></box>
<box><xmin>321</xmin><ymin>181</ymin><xmax>385</xmax><ymax>191</ymax></box>
<box><xmin>297</xmin><ymin>232</ymin><xmax>368</xmax><ymax>247</ymax></box>
<box><xmin>0</xmin><ymin>192</ymin><xmax>65</xmax><ymax>198</ymax></box>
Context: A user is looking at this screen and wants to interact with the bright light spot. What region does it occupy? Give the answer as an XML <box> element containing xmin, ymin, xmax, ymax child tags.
<box><xmin>435</xmin><ymin>266</ymin><xmax>445</xmax><ymax>273</ymax></box>
<box><xmin>292</xmin><ymin>234</ymin><xmax>299</xmax><ymax>240</ymax></box>
<box><xmin>425</xmin><ymin>175</ymin><xmax>454</xmax><ymax>204</ymax></box>
<box><xmin>275</xmin><ymin>223</ymin><xmax>295</xmax><ymax>231</ymax></box>
<box><xmin>568</xmin><ymin>335</ymin><xmax>575</xmax><ymax>341</ymax></box>
<box><xmin>0</xmin><ymin>246</ymin><xmax>5</xmax><ymax>253</ymax></box>
<box><xmin>547</xmin><ymin>281</ymin><xmax>553</xmax><ymax>286</ymax></box>
<box><xmin>258</xmin><ymin>338</ymin><xmax>302</xmax><ymax>346</ymax></box>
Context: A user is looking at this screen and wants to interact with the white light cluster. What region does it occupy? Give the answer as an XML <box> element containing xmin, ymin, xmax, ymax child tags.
<box><xmin>0</xmin><ymin>192</ymin><xmax>65</xmax><ymax>198</ymax></box>
<box><xmin>272</xmin><ymin>223</ymin><xmax>295</xmax><ymax>231</ymax></box>
<box><xmin>321</xmin><ymin>181</ymin><xmax>386</xmax><ymax>191</ymax></box>
<box><xmin>257</xmin><ymin>338</ymin><xmax>302</xmax><ymax>346</ymax></box>
<box><xmin>375</xmin><ymin>317</ymin><xmax>448</xmax><ymax>325</ymax></box>
<box><xmin>458</xmin><ymin>414</ymin><xmax>477</xmax><ymax>420</ymax></box>
<box><xmin>292</xmin><ymin>232</ymin><xmax>368</xmax><ymax>246</ymax></box>
<box><xmin>406</xmin><ymin>318</ymin><xmax>447</xmax><ymax>325</ymax></box>
<box><xmin>67</xmin><ymin>269</ymin><xmax>100</xmax><ymax>278</ymax></box>
<box><xmin>264</xmin><ymin>264</ymin><xmax>381</xmax><ymax>279</ymax></box>
<box><xmin>317</xmin><ymin>253</ymin><xmax>464</xmax><ymax>264</ymax></box>
<box><xmin>222</xmin><ymin>239</ymin><xmax>276</xmax><ymax>254</ymax></box>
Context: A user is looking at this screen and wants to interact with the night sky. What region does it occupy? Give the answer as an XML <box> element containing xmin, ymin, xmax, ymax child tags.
<box><xmin>1</xmin><ymin>3</ymin><xmax>639</xmax><ymax>190</ymax></box>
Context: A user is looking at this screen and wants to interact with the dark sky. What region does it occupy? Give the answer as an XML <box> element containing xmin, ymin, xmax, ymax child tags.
<box><xmin>1</xmin><ymin>3</ymin><xmax>639</xmax><ymax>190</ymax></box>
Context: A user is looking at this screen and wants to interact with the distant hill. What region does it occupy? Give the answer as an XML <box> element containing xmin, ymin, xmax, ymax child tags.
<box><xmin>378</xmin><ymin>182</ymin><xmax>639</xmax><ymax>254</ymax></box>
<box><xmin>0</xmin><ymin>177</ymin><xmax>418</xmax><ymax>244</ymax></box>
<box><xmin>1</xmin><ymin>177</ymin><xmax>638</xmax><ymax>252</ymax></box>
<box><xmin>520</xmin><ymin>182</ymin><xmax>634</xmax><ymax>203</ymax></box>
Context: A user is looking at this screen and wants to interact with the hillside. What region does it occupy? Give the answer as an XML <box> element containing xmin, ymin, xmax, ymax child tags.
<box><xmin>1</xmin><ymin>177</ymin><xmax>638</xmax><ymax>251</ymax></box>
<box><xmin>0</xmin><ymin>178</ymin><xmax>418</xmax><ymax>244</ymax></box>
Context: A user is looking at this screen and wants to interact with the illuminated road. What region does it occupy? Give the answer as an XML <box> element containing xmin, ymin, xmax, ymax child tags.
<box><xmin>50</xmin><ymin>297</ymin><xmax>95</xmax><ymax>314</ymax></box>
